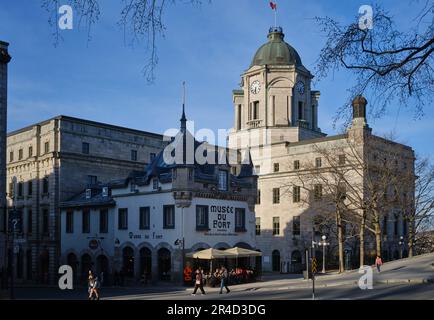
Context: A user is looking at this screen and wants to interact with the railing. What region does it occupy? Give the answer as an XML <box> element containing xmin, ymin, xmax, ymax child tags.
<box><xmin>297</xmin><ymin>119</ymin><xmax>310</xmax><ymax>129</ymax></box>
<box><xmin>247</xmin><ymin>119</ymin><xmax>262</xmax><ymax>128</ymax></box>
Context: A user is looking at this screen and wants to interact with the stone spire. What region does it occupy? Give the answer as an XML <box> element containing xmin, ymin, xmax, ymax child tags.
<box><xmin>180</xmin><ymin>81</ymin><xmax>187</xmax><ymax>133</ymax></box>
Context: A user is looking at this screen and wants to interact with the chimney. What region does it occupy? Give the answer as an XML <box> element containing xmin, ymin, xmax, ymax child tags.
<box><xmin>0</xmin><ymin>40</ymin><xmax>11</xmax><ymax>269</ymax></box>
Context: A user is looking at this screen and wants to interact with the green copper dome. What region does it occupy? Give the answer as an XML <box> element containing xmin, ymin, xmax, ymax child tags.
<box><xmin>251</xmin><ymin>27</ymin><xmax>303</xmax><ymax>68</ymax></box>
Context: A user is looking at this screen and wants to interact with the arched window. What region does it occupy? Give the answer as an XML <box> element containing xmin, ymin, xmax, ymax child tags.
<box><xmin>272</xmin><ymin>250</ymin><xmax>280</xmax><ymax>272</ymax></box>
<box><xmin>96</xmin><ymin>255</ymin><xmax>109</xmax><ymax>278</ymax></box>
<box><xmin>81</xmin><ymin>254</ymin><xmax>93</xmax><ymax>279</ymax></box>
<box><xmin>158</xmin><ymin>248</ymin><xmax>171</xmax><ymax>281</ymax></box>
<box><xmin>67</xmin><ymin>253</ymin><xmax>78</xmax><ymax>280</ymax></box>
<box><xmin>122</xmin><ymin>247</ymin><xmax>135</xmax><ymax>277</ymax></box>
<box><xmin>291</xmin><ymin>250</ymin><xmax>302</xmax><ymax>264</ymax></box>
<box><xmin>140</xmin><ymin>247</ymin><xmax>152</xmax><ymax>279</ymax></box>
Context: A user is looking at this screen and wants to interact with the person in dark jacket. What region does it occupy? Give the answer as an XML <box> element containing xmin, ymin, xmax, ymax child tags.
<box><xmin>219</xmin><ymin>267</ymin><xmax>230</xmax><ymax>294</ymax></box>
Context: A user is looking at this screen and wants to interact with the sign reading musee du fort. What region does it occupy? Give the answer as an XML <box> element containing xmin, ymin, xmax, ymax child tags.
<box><xmin>208</xmin><ymin>205</ymin><xmax>235</xmax><ymax>235</ymax></box>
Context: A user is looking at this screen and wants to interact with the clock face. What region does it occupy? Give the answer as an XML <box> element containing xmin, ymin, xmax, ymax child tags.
<box><xmin>250</xmin><ymin>80</ymin><xmax>261</xmax><ymax>95</ymax></box>
<box><xmin>296</xmin><ymin>81</ymin><xmax>305</xmax><ymax>95</ymax></box>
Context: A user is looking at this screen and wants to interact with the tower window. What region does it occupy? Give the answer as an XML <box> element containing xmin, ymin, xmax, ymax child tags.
<box><xmin>253</xmin><ymin>101</ymin><xmax>259</xmax><ymax>120</ymax></box>
<box><xmin>274</xmin><ymin>163</ymin><xmax>280</xmax><ymax>172</ymax></box>
<box><xmin>298</xmin><ymin>101</ymin><xmax>304</xmax><ymax>120</ymax></box>
<box><xmin>237</xmin><ymin>104</ymin><xmax>242</xmax><ymax>130</ymax></box>
<box><xmin>82</xmin><ymin>142</ymin><xmax>90</xmax><ymax>155</ymax></box>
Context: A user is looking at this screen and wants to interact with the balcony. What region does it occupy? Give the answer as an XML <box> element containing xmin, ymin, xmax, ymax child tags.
<box><xmin>247</xmin><ymin>119</ymin><xmax>262</xmax><ymax>129</ymax></box>
<box><xmin>297</xmin><ymin>119</ymin><xmax>310</xmax><ymax>129</ymax></box>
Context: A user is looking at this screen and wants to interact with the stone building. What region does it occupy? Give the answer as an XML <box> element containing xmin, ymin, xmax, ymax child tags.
<box><xmin>59</xmin><ymin>108</ymin><xmax>257</xmax><ymax>284</ymax></box>
<box><xmin>5</xmin><ymin>115</ymin><xmax>166</xmax><ymax>283</ymax></box>
<box><xmin>0</xmin><ymin>41</ymin><xmax>12</xmax><ymax>275</ymax></box>
<box><xmin>228</xmin><ymin>27</ymin><xmax>415</xmax><ymax>272</ymax></box>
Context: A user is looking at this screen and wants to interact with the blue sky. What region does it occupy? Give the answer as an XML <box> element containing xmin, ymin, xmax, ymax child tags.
<box><xmin>0</xmin><ymin>0</ymin><xmax>433</xmax><ymax>158</ymax></box>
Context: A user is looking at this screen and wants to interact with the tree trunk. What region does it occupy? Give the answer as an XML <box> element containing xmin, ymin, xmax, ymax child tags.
<box><xmin>408</xmin><ymin>213</ymin><xmax>415</xmax><ymax>257</ymax></box>
<box><xmin>336</xmin><ymin>209</ymin><xmax>344</xmax><ymax>273</ymax></box>
<box><xmin>374</xmin><ymin>218</ymin><xmax>382</xmax><ymax>258</ymax></box>
<box><xmin>359</xmin><ymin>213</ymin><xmax>365</xmax><ymax>267</ymax></box>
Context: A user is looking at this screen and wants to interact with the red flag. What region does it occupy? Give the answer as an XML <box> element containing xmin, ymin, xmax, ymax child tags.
<box><xmin>270</xmin><ymin>2</ymin><xmax>277</xmax><ymax>10</ymax></box>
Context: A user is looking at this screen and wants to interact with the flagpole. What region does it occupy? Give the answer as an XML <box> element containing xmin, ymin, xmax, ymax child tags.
<box><xmin>274</xmin><ymin>7</ymin><xmax>277</xmax><ymax>28</ymax></box>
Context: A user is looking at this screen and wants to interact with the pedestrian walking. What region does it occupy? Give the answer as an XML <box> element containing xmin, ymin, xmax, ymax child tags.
<box><xmin>219</xmin><ymin>267</ymin><xmax>230</xmax><ymax>294</ymax></box>
<box><xmin>375</xmin><ymin>256</ymin><xmax>383</xmax><ymax>272</ymax></box>
<box><xmin>191</xmin><ymin>268</ymin><xmax>206</xmax><ymax>295</ymax></box>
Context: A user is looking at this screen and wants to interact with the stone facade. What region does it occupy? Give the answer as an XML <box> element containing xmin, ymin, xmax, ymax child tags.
<box><xmin>5</xmin><ymin>116</ymin><xmax>166</xmax><ymax>283</ymax></box>
<box><xmin>0</xmin><ymin>40</ymin><xmax>11</xmax><ymax>273</ymax></box>
<box><xmin>228</xmin><ymin>27</ymin><xmax>416</xmax><ymax>272</ymax></box>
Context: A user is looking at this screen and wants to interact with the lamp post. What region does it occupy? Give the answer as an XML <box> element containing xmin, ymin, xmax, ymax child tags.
<box><xmin>398</xmin><ymin>236</ymin><xmax>404</xmax><ymax>259</ymax></box>
<box><xmin>318</xmin><ymin>235</ymin><xmax>330</xmax><ymax>274</ymax></box>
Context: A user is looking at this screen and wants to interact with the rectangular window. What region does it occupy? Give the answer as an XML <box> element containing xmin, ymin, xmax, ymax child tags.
<box><xmin>9</xmin><ymin>151</ymin><xmax>13</xmax><ymax>162</ymax></box>
<box><xmin>42</xmin><ymin>177</ymin><xmax>49</xmax><ymax>194</ymax></box>
<box><xmin>394</xmin><ymin>215</ymin><xmax>399</xmax><ymax>236</ymax></box>
<box><xmin>82</xmin><ymin>209</ymin><xmax>90</xmax><ymax>233</ymax></box>
<box><xmin>315</xmin><ymin>157</ymin><xmax>322</xmax><ymax>168</ymax></box>
<box><xmin>256</xmin><ymin>190</ymin><xmax>261</xmax><ymax>205</ymax></box>
<box><xmin>44</xmin><ymin>142</ymin><xmax>49</xmax><ymax>154</ymax></box>
<box><xmin>314</xmin><ymin>184</ymin><xmax>323</xmax><ymax>201</ymax></box>
<box><xmin>131</xmin><ymin>150</ymin><xmax>138</xmax><ymax>161</ymax></box>
<box><xmin>27</xmin><ymin>209</ymin><xmax>32</xmax><ymax>234</ymax></box>
<box><xmin>338</xmin><ymin>183</ymin><xmax>346</xmax><ymax>200</ymax></box>
<box><xmin>293</xmin><ymin>186</ymin><xmax>301</xmax><ymax>203</ymax></box>
<box><xmin>28</xmin><ymin>146</ymin><xmax>33</xmax><ymax>158</ymax></box>
<box><xmin>253</xmin><ymin>101</ymin><xmax>259</xmax><ymax>120</ymax></box>
<box><xmin>339</xmin><ymin>155</ymin><xmax>346</xmax><ymax>165</ymax></box>
<box><xmin>163</xmin><ymin>205</ymin><xmax>175</xmax><ymax>229</ymax></box>
<box><xmin>218</xmin><ymin>170</ymin><xmax>228</xmax><ymax>191</ymax></box>
<box><xmin>298</xmin><ymin>101</ymin><xmax>303</xmax><ymax>120</ymax></box>
<box><xmin>118</xmin><ymin>208</ymin><xmax>128</xmax><ymax>230</ymax></box>
<box><xmin>273</xmin><ymin>217</ymin><xmax>280</xmax><ymax>236</ymax></box>
<box><xmin>18</xmin><ymin>149</ymin><xmax>23</xmax><ymax>160</ymax></box>
<box><xmin>17</xmin><ymin>182</ymin><xmax>23</xmax><ymax>197</ymax></box>
<box><xmin>100</xmin><ymin>209</ymin><xmax>108</xmax><ymax>233</ymax></box>
<box><xmin>8</xmin><ymin>182</ymin><xmax>13</xmax><ymax>198</ymax></box>
<box><xmin>139</xmin><ymin>207</ymin><xmax>150</xmax><ymax>230</ymax></box>
<box><xmin>293</xmin><ymin>216</ymin><xmax>301</xmax><ymax>236</ymax></box>
<box><xmin>403</xmin><ymin>220</ymin><xmax>408</xmax><ymax>236</ymax></box>
<box><xmin>274</xmin><ymin>163</ymin><xmax>280</xmax><ymax>172</ymax></box>
<box><xmin>294</xmin><ymin>160</ymin><xmax>300</xmax><ymax>170</ymax></box>
<box><xmin>66</xmin><ymin>211</ymin><xmax>74</xmax><ymax>233</ymax></box>
<box><xmin>255</xmin><ymin>217</ymin><xmax>261</xmax><ymax>235</ymax></box>
<box><xmin>196</xmin><ymin>205</ymin><xmax>209</xmax><ymax>231</ymax></box>
<box><xmin>42</xmin><ymin>208</ymin><xmax>49</xmax><ymax>235</ymax></box>
<box><xmin>82</xmin><ymin>142</ymin><xmax>90</xmax><ymax>155</ymax></box>
<box><xmin>382</xmin><ymin>216</ymin><xmax>388</xmax><ymax>236</ymax></box>
<box><xmin>273</xmin><ymin>188</ymin><xmax>280</xmax><ymax>204</ymax></box>
<box><xmin>87</xmin><ymin>175</ymin><xmax>97</xmax><ymax>185</ymax></box>
<box><xmin>27</xmin><ymin>181</ymin><xmax>33</xmax><ymax>196</ymax></box>
<box><xmin>237</xmin><ymin>104</ymin><xmax>242</xmax><ymax>130</ymax></box>
<box><xmin>235</xmin><ymin>208</ymin><xmax>246</xmax><ymax>232</ymax></box>
<box><xmin>130</xmin><ymin>183</ymin><xmax>137</xmax><ymax>192</ymax></box>
<box><xmin>150</xmin><ymin>153</ymin><xmax>156</xmax><ymax>162</ymax></box>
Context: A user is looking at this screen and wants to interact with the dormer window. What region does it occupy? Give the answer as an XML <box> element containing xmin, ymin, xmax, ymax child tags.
<box><xmin>218</xmin><ymin>170</ymin><xmax>228</xmax><ymax>191</ymax></box>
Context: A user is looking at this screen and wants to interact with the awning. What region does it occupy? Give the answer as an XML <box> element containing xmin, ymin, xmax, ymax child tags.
<box><xmin>224</xmin><ymin>247</ymin><xmax>262</xmax><ymax>258</ymax></box>
<box><xmin>185</xmin><ymin>248</ymin><xmax>237</xmax><ymax>260</ymax></box>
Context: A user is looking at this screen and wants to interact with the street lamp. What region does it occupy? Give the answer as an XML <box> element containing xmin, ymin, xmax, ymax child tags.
<box><xmin>398</xmin><ymin>236</ymin><xmax>404</xmax><ymax>259</ymax></box>
<box><xmin>318</xmin><ymin>235</ymin><xmax>330</xmax><ymax>274</ymax></box>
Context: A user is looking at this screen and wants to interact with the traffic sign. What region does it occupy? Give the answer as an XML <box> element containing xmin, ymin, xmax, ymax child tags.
<box><xmin>311</xmin><ymin>257</ymin><xmax>318</xmax><ymax>273</ymax></box>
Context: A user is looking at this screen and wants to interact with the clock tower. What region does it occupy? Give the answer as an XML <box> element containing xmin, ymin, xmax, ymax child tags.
<box><xmin>228</xmin><ymin>27</ymin><xmax>325</xmax><ymax>155</ymax></box>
